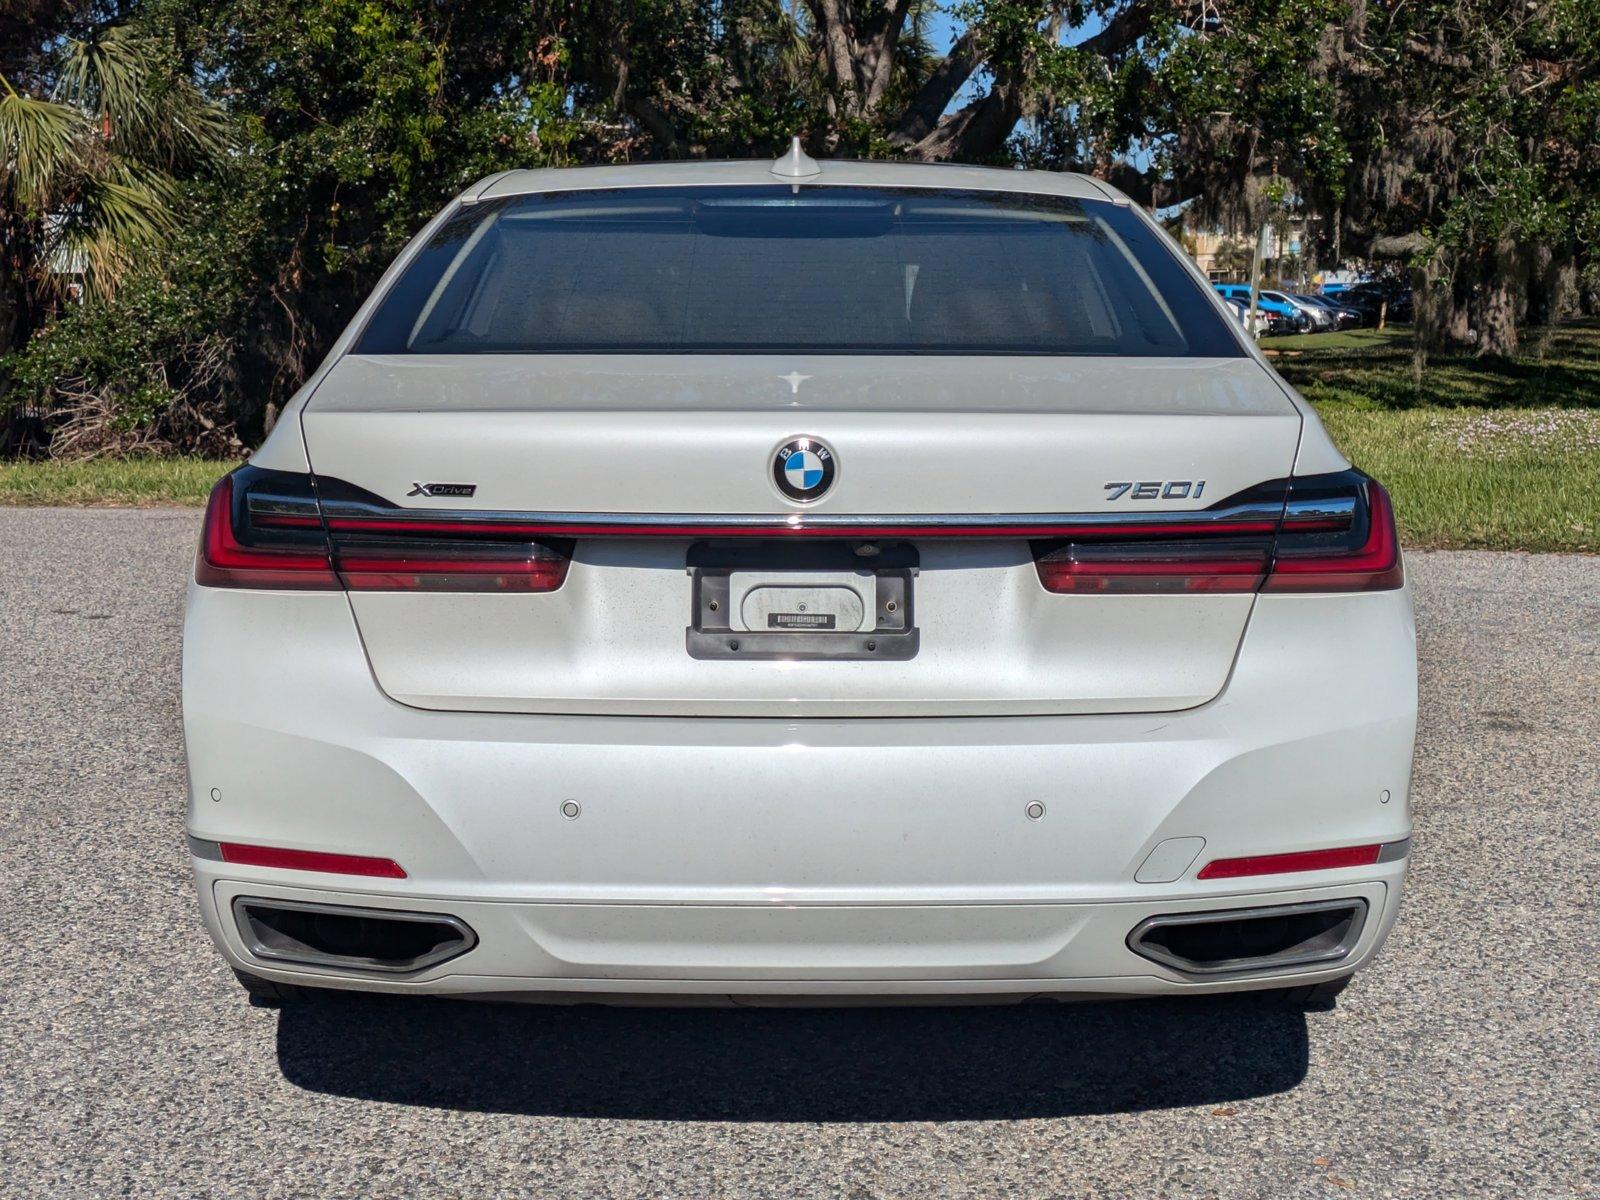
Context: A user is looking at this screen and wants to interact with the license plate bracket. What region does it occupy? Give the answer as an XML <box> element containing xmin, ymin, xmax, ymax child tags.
<box><xmin>685</xmin><ymin>541</ymin><xmax>919</xmax><ymax>661</ymax></box>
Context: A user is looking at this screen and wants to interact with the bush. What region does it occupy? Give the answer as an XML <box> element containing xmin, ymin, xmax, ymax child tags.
<box><xmin>2</xmin><ymin>177</ymin><xmax>260</xmax><ymax>458</ymax></box>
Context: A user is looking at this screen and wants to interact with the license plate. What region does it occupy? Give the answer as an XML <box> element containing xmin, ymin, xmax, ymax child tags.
<box><xmin>736</xmin><ymin>580</ymin><xmax>866</xmax><ymax>633</ymax></box>
<box><xmin>685</xmin><ymin>542</ymin><xmax>919</xmax><ymax>661</ymax></box>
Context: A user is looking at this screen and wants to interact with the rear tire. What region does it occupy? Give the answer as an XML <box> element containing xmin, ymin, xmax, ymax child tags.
<box><xmin>232</xmin><ymin>967</ymin><xmax>325</xmax><ymax>1006</ymax></box>
<box><xmin>1268</xmin><ymin>974</ymin><xmax>1353</xmax><ymax>1007</ymax></box>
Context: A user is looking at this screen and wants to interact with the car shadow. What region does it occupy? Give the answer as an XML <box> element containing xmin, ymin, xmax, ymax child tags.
<box><xmin>275</xmin><ymin>993</ymin><xmax>1310</xmax><ymax>1120</ymax></box>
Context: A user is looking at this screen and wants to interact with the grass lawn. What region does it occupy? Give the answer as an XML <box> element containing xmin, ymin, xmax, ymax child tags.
<box><xmin>1267</xmin><ymin>321</ymin><xmax>1600</xmax><ymax>553</ymax></box>
<box><xmin>1317</xmin><ymin>407</ymin><xmax>1598</xmax><ymax>552</ymax></box>
<box><xmin>1265</xmin><ymin>322</ymin><xmax>1600</xmax><ymax>409</ymax></box>
<box><xmin>0</xmin><ymin>457</ymin><xmax>238</xmax><ymax>507</ymax></box>
<box><xmin>1</xmin><ymin>325</ymin><xmax>1595</xmax><ymax>552</ymax></box>
<box><xmin>1260</xmin><ymin>327</ymin><xmax>1410</xmax><ymax>355</ymax></box>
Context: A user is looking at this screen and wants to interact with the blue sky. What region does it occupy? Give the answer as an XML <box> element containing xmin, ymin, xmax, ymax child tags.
<box><xmin>923</xmin><ymin>6</ymin><xmax>1112</xmax><ymax>61</ymax></box>
<box><xmin>918</xmin><ymin>6</ymin><xmax>1149</xmax><ymax>176</ymax></box>
<box><xmin>920</xmin><ymin>6</ymin><xmax>1117</xmax><ymax>118</ymax></box>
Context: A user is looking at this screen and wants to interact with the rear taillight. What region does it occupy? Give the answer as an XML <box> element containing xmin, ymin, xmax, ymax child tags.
<box><xmin>1033</xmin><ymin>478</ymin><xmax>1285</xmax><ymax>595</ymax></box>
<box><xmin>196</xmin><ymin>468</ymin><xmax>339</xmax><ymax>589</ymax></box>
<box><xmin>1263</xmin><ymin>472</ymin><xmax>1402</xmax><ymax>592</ymax></box>
<box><xmin>1032</xmin><ymin>470</ymin><xmax>1401</xmax><ymax>596</ymax></box>
<box><xmin>196</xmin><ymin>468</ymin><xmax>571</xmax><ymax>593</ymax></box>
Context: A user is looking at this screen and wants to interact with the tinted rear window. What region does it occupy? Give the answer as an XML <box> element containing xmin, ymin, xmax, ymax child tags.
<box><xmin>359</xmin><ymin>185</ymin><xmax>1242</xmax><ymax>357</ymax></box>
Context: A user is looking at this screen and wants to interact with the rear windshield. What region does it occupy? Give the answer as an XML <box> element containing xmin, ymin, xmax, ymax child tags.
<box><xmin>358</xmin><ymin>185</ymin><xmax>1242</xmax><ymax>357</ymax></box>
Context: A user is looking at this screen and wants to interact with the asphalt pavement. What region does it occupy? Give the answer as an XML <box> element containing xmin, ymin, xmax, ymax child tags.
<box><xmin>1</xmin><ymin>507</ymin><xmax>1595</xmax><ymax>1199</ymax></box>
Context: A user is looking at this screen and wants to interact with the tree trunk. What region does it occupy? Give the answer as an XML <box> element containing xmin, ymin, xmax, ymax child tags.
<box><xmin>1526</xmin><ymin>245</ymin><xmax>1576</xmax><ymax>328</ymax></box>
<box><xmin>1473</xmin><ymin>238</ymin><xmax>1519</xmax><ymax>359</ymax></box>
<box><xmin>907</xmin><ymin>80</ymin><xmax>1025</xmax><ymax>161</ymax></box>
<box><xmin>0</xmin><ymin>210</ymin><xmax>41</xmax><ymax>360</ymax></box>
<box><xmin>891</xmin><ymin>2</ymin><xmax>1155</xmax><ymax>163</ymax></box>
<box><xmin>1445</xmin><ymin>262</ymin><xmax>1474</xmax><ymax>346</ymax></box>
<box><xmin>0</xmin><ymin>236</ymin><xmax>50</xmax><ymax>458</ymax></box>
<box><xmin>0</xmin><ymin>254</ymin><xmax>20</xmax><ymax>361</ymax></box>
<box><xmin>806</xmin><ymin>0</ymin><xmax>913</xmax><ymax>119</ymax></box>
<box><xmin>1410</xmin><ymin>262</ymin><xmax>1443</xmax><ymax>385</ymax></box>
<box><xmin>889</xmin><ymin>29</ymin><xmax>982</xmax><ymax>146</ymax></box>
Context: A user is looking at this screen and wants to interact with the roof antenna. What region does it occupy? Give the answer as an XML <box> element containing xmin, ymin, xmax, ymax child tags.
<box><xmin>771</xmin><ymin>136</ymin><xmax>821</xmax><ymax>179</ymax></box>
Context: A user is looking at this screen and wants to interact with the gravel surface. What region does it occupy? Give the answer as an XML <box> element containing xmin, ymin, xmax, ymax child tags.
<box><xmin>1</xmin><ymin>508</ymin><xmax>1595</xmax><ymax>1199</ymax></box>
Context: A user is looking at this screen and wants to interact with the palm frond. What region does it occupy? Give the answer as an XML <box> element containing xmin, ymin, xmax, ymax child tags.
<box><xmin>775</xmin><ymin>2</ymin><xmax>813</xmax><ymax>72</ymax></box>
<box><xmin>52</xmin><ymin>165</ymin><xmax>182</xmax><ymax>299</ymax></box>
<box><xmin>57</xmin><ymin>25</ymin><xmax>232</xmax><ymax>165</ymax></box>
<box><xmin>57</xmin><ymin>26</ymin><xmax>158</xmax><ymax>129</ymax></box>
<box><xmin>0</xmin><ymin>86</ymin><xmax>85</xmax><ymax>210</ymax></box>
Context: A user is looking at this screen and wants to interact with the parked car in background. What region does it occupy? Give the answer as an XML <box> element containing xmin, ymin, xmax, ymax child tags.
<box><xmin>1295</xmin><ymin>294</ymin><xmax>1363</xmax><ymax>331</ymax></box>
<box><xmin>1211</xmin><ymin>283</ymin><xmax>1311</xmax><ymax>332</ymax></box>
<box><xmin>1340</xmin><ymin>283</ymin><xmax>1413</xmax><ymax>325</ymax></box>
<box><xmin>1284</xmin><ymin>292</ymin><xmax>1339</xmax><ymax>332</ymax></box>
<box><xmin>1260</xmin><ymin>306</ymin><xmax>1297</xmax><ymax>336</ymax></box>
<box><xmin>1222</xmin><ymin>296</ymin><xmax>1270</xmax><ymax>337</ymax></box>
<box><xmin>1260</xmin><ymin>290</ymin><xmax>1325</xmax><ymax>332</ymax></box>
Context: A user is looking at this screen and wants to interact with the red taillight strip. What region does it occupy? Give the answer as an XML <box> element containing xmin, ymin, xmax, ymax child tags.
<box><xmin>299</xmin><ymin>475</ymin><xmax>1315</xmax><ymax>540</ymax></box>
<box><xmin>218</xmin><ymin>842</ymin><xmax>408</xmax><ymax>879</ymax></box>
<box><xmin>1196</xmin><ymin>843</ymin><xmax>1385</xmax><ymax>880</ymax></box>
<box><xmin>196</xmin><ymin>477</ymin><xmax>340</xmax><ymax>590</ymax></box>
<box><xmin>1035</xmin><ymin>553</ymin><xmax>1269</xmax><ymax>594</ymax></box>
<box><xmin>338</xmin><ymin>554</ymin><xmax>570</xmax><ymax>592</ymax></box>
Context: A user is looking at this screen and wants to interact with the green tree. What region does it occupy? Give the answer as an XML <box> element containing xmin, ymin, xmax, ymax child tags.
<box><xmin>1316</xmin><ymin>0</ymin><xmax>1600</xmax><ymax>360</ymax></box>
<box><xmin>8</xmin><ymin>0</ymin><xmax>1597</xmax><ymax>455</ymax></box>
<box><xmin>0</xmin><ymin>14</ymin><xmax>228</xmax><ymax>357</ymax></box>
<box><xmin>133</xmin><ymin>0</ymin><xmax>586</xmax><ymax>429</ymax></box>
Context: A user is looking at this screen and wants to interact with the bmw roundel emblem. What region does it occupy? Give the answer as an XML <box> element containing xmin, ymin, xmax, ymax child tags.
<box><xmin>773</xmin><ymin>437</ymin><xmax>836</xmax><ymax>503</ymax></box>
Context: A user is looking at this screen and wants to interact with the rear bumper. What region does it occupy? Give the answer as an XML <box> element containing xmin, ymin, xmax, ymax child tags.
<box><xmin>183</xmin><ymin>581</ymin><xmax>1416</xmax><ymax>997</ymax></box>
<box><xmin>195</xmin><ymin>876</ymin><xmax>1401</xmax><ymax>999</ymax></box>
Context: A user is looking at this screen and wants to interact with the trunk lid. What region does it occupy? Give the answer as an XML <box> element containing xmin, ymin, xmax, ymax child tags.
<box><xmin>301</xmin><ymin>353</ymin><xmax>1301</xmax><ymax>717</ymax></box>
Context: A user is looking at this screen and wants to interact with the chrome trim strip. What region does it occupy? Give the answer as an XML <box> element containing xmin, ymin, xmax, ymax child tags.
<box><xmin>314</xmin><ymin>500</ymin><xmax>1293</xmax><ymax>532</ymax></box>
<box><xmin>186</xmin><ymin>835</ymin><xmax>224</xmax><ymax>862</ymax></box>
<box><xmin>1377</xmin><ymin>837</ymin><xmax>1412</xmax><ymax>864</ymax></box>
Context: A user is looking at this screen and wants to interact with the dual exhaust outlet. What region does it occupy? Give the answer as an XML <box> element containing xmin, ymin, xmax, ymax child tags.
<box><xmin>232</xmin><ymin>895</ymin><xmax>1367</xmax><ymax>980</ymax></box>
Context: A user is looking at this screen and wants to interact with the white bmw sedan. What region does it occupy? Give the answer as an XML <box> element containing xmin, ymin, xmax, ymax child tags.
<box><xmin>184</xmin><ymin>151</ymin><xmax>1415</xmax><ymax>1007</ymax></box>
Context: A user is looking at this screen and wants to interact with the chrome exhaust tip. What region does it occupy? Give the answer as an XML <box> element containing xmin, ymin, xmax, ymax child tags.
<box><xmin>1127</xmin><ymin>898</ymin><xmax>1368</xmax><ymax>976</ymax></box>
<box><xmin>232</xmin><ymin>897</ymin><xmax>477</xmax><ymax>974</ymax></box>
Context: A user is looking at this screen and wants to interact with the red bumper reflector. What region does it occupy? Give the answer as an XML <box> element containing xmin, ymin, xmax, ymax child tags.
<box><xmin>1196</xmin><ymin>844</ymin><xmax>1383</xmax><ymax>880</ymax></box>
<box><xmin>218</xmin><ymin>843</ymin><xmax>408</xmax><ymax>879</ymax></box>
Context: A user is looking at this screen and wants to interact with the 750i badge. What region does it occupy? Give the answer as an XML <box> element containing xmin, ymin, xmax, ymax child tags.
<box><xmin>1105</xmin><ymin>480</ymin><xmax>1206</xmax><ymax>501</ymax></box>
